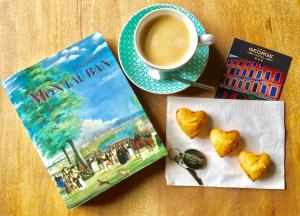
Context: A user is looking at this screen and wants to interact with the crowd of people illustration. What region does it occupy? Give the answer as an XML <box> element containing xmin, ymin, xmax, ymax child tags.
<box><xmin>54</xmin><ymin>166</ymin><xmax>87</xmax><ymax>195</ymax></box>
<box><xmin>54</xmin><ymin>131</ymin><xmax>161</xmax><ymax>196</ymax></box>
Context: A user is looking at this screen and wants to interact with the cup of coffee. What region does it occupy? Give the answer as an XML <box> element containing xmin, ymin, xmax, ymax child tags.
<box><xmin>134</xmin><ymin>8</ymin><xmax>214</xmax><ymax>71</ymax></box>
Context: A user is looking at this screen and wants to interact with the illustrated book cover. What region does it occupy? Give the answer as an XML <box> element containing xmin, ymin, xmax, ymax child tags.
<box><xmin>2</xmin><ymin>32</ymin><xmax>167</xmax><ymax>209</ymax></box>
<box><xmin>214</xmin><ymin>38</ymin><xmax>292</xmax><ymax>100</ymax></box>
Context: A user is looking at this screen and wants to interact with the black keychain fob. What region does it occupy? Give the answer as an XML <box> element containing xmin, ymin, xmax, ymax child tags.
<box><xmin>168</xmin><ymin>148</ymin><xmax>206</xmax><ymax>185</ymax></box>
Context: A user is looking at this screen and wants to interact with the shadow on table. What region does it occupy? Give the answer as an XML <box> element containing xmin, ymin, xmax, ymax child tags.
<box><xmin>178</xmin><ymin>45</ymin><xmax>225</xmax><ymax>96</ymax></box>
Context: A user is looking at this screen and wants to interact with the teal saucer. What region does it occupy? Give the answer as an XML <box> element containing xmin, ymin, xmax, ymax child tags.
<box><xmin>118</xmin><ymin>4</ymin><xmax>209</xmax><ymax>94</ymax></box>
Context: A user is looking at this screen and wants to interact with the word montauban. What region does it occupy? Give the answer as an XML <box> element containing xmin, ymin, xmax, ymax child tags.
<box><xmin>29</xmin><ymin>60</ymin><xmax>111</xmax><ymax>105</ymax></box>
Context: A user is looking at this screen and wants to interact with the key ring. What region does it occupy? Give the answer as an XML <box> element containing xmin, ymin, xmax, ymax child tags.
<box><xmin>168</xmin><ymin>148</ymin><xmax>206</xmax><ymax>185</ymax></box>
<box><xmin>168</xmin><ymin>148</ymin><xmax>182</xmax><ymax>162</ymax></box>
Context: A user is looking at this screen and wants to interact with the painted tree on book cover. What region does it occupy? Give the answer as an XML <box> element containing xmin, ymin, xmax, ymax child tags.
<box><xmin>10</xmin><ymin>64</ymin><xmax>87</xmax><ymax>167</ymax></box>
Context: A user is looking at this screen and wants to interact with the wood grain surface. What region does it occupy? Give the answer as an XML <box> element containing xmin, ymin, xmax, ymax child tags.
<box><xmin>0</xmin><ymin>0</ymin><xmax>300</xmax><ymax>215</ymax></box>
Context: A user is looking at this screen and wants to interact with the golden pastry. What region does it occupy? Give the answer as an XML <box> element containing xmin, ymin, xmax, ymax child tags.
<box><xmin>239</xmin><ymin>150</ymin><xmax>271</xmax><ymax>181</ymax></box>
<box><xmin>210</xmin><ymin>129</ymin><xmax>239</xmax><ymax>157</ymax></box>
<box><xmin>176</xmin><ymin>108</ymin><xmax>207</xmax><ymax>139</ymax></box>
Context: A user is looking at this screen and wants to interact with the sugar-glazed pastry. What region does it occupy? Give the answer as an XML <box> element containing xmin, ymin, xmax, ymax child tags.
<box><xmin>176</xmin><ymin>108</ymin><xmax>207</xmax><ymax>139</ymax></box>
<box><xmin>239</xmin><ymin>150</ymin><xmax>271</xmax><ymax>181</ymax></box>
<box><xmin>210</xmin><ymin>128</ymin><xmax>239</xmax><ymax>157</ymax></box>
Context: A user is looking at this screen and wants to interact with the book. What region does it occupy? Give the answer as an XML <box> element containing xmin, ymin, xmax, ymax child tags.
<box><xmin>215</xmin><ymin>38</ymin><xmax>292</xmax><ymax>100</ymax></box>
<box><xmin>2</xmin><ymin>32</ymin><xmax>167</xmax><ymax>209</ymax></box>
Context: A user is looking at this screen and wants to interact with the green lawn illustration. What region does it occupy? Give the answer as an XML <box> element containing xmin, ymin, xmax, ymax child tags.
<box><xmin>61</xmin><ymin>146</ymin><xmax>166</xmax><ymax>208</ymax></box>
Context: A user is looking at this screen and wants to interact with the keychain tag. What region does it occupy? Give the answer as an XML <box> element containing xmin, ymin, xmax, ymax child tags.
<box><xmin>183</xmin><ymin>149</ymin><xmax>206</xmax><ymax>169</ymax></box>
<box><xmin>168</xmin><ymin>148</ymin><xmax>206</xmax><ymax>185</ymax></box>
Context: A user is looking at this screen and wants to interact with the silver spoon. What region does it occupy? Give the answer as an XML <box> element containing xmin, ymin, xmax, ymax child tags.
<box><xmin>148</xmin><ymin>70</ymin><xmax>216</xmax><ymax>91</ymax></box>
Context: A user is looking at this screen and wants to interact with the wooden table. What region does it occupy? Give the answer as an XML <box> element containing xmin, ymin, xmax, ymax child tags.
<box><xmin>1</xmin><ymin>1</ymin><xmax>299</xmax><ymax>215</ymax></box>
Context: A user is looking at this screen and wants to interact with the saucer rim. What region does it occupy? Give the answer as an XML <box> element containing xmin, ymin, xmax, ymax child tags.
<box><xmin>117</xmin><ymin>3</ymin><xmax>209</xmax><ymax>95</ymax></box>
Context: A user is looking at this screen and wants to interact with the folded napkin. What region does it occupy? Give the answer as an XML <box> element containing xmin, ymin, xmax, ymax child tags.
<box><xmin>166</xmin><ymin>97</ymin><xmax>285</xmax><ymax>189</ymax></box>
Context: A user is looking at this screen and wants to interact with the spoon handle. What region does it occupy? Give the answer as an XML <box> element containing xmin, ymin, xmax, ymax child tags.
<box><xmin>169</xmin><ymin>74</ymin><xmax>216</xmax><ymax>92</ymax></box>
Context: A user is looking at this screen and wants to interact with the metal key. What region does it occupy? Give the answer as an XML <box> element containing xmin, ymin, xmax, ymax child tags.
<box><xmin>168</xmin><ymin>148</ymin><xmax>206</xmax><ymax>185</ymax></box>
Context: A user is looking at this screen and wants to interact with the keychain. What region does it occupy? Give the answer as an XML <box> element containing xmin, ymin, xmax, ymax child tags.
<box><xmin>168</xmin><ymin>148</ymin><xmax>206</xmax><ymax>185</ymax></box>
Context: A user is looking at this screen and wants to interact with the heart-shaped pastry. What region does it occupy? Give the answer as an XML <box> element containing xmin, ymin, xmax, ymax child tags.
<box><xmin>210</xmin><ymin>129</ymin><xmax>239</xmax><ymax>157</ymax></box>
<box><xmin>239</xmin><ymin>150</ymin><xmax>271</xmax><ymax>181</ymax></box>
<box><xmin>176</xmin><ymin>108</ymin><xmax>207</xmax><ymax>139</ymax></box>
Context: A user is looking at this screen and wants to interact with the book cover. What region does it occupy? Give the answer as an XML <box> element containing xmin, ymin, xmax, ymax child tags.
<box><xmin>215</xmin><ymin>38</ymin><xmax>292</xmax><ymax>100</ymax></box>
<box><xmin>2</xmin><ymin>32</ymin><xmax>167</xmax><ymax>209</ymax></box>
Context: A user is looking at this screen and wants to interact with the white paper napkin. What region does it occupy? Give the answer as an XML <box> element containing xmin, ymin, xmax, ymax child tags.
<box><xmin>166</xmin><ymin>97</ymin><xmax>285</xmax><ymax>189</ymax></box>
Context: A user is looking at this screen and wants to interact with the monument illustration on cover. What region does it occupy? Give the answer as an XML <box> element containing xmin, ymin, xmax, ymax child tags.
<box><xmin>2</xmin><ymin>32</ymin><xmax>167</xmax><ymax>209</ymax></box>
